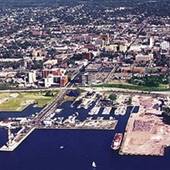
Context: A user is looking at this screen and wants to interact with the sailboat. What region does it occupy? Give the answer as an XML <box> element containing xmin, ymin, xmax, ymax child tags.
<box><xmin>92</xmin><ymin>161</ymin><xmax>97</xmax><ymax>168</ymax></box>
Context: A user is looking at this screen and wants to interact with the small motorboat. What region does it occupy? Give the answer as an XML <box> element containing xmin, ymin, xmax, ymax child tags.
<box><xmin>59</xmin><ymin>146</ymin><xmax>64</xmax><ymax>149</ymax></box>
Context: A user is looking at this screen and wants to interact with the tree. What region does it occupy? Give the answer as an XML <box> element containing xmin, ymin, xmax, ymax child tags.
<box><xmin>127</xmin><ymin>96</ymin><xmax>132</xmax><ymax>105</ymax></box>
<box><xmin>44</xmin><ymin>91</ymin><xmax>54</xmax><ymax>97</ymax></box>
<box><xmin>109</xmin><ymin>94</ymin><xmax>117</xmax><ymax>101</ymax></box>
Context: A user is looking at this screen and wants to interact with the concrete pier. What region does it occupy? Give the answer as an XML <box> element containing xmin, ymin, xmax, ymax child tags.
<box><xmin>0</xmin><ymin>119</ymin><xmax>117</xmax><ymax>152</ymax></box>
<box><xmin>0</xmin><ymin>127</ymin><xmax>35</xmax><ymax>152</ymax></box>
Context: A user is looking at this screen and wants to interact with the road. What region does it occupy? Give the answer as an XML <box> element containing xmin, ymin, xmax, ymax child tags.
<box><xmin>126</xmin><ymin>18</ymin><xmax>149</xmax><ymax>53</ymax></box>
<box><xmin>31</xmin><ymin>65</ymin><xmax>83</xmax><ymax>124</ymax></box>
<box><xmin>104</xmin><ymin>17</ymin><xmax>138</xmax><ymax>83</ymax></box>
<box><xmin>104</xmin><ymin>64</ymin><xmax>118</xmax><ymax>83</ymax></box>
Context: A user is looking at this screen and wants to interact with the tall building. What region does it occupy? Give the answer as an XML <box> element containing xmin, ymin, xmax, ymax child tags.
<box><xmin>168</xmin><ymin>56</ymin><xmax>170</xmax><ymax>89</ymax></box>
<box><xmin>28</xmin><ymin>71</ymin><xmax>36</xmax><ymax>84</ymax></box>
<box><xmin>82</xmin><ymin>73</ymin><xmax>88</xmax><ymax>85</ymax></box>
<box><xmin>106</xmin><ymin>33</ymin><xmax>110</xmax><ymax>45</ymax></box>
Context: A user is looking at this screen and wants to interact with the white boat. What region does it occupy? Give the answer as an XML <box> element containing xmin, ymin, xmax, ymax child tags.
<box><xmin>89</xmin><ymin>106</ymin><xmax>100</xmax><ymax>115</ymax></box>
<box><xmin>120</xmin><ymin>105</ymin><xmax>127</xmax><ymax>116</ymax></box>
<box><xmin>92</xmin><ymin>161</ymin><xmax>97</xmax><ymax>168</ymax></box>
<box><xmin>102</xmin><ymin>107</ymin><xmax>112</xmax><ymax>115</ymax></box>
<box><xmin>59</xmin><ymin>146</ymin><xmax>64</xmax><ymax>149</ymax></box>
<box><xmin>114</xmin><ymin>105</ymin><xmax>126</xmax><ymax>116</ymax></box>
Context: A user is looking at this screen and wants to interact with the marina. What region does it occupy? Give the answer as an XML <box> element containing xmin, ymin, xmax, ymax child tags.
<box><xmin>40</xmin><ymin>119</ymin><xmax>118</xmax><ymax>130</ymax></box>
<box><xmin>0</xmin><ymin>127</ymin><xmax>170</xmax><ymax>170</ymax></box>
<box><xmin>0</xmin><ymin>0</ymin><xmax>169</xmax><ymax>169</ymax></box>
<box><xmin>0</xmin><ymin>90</ymin><xmax>169</xmax><ymax>160</ymax></box>
<box><xmin>0</xmin><ymin>94</ymin><xmax>169</xmax><ymax>170</ymax></box>
<box><xmin>0</xmin><ymin>91</ymin><xmax>121</xmax><ymax>152</ymax></box>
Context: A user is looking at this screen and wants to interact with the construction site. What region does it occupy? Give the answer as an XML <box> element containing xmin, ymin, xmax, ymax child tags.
<box><xmin>120</xmin><ymin>95</ymin><xmax>170</xmax><ymax>156</ymax></box>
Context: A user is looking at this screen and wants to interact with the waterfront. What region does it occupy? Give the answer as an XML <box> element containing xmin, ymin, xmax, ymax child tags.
<box><xmin>0</xmin><ymin>96</ymin><xmax>170</xmax><ymax>170</ymax></box>
<box><xmin>0</xmin><ymin>104</ymin><xmax>168</xmax><ymax>170</ymax></box>
<box><xmin>0</xmin><ymin>129</ymin><xmax>170</xmax><ymax>170</ymax></box>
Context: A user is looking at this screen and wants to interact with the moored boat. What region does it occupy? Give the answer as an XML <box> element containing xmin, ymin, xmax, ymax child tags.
<box><xmin>111</xmin><ymin>133</ymin><xmax>123</xmax><ymax>150</ymax></box>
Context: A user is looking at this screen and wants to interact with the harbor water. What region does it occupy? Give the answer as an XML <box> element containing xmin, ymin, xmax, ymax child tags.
<box><xmin>0</xmin><ymin>103</ymin><xmax>170</xmax><ymax>170</ymax></box>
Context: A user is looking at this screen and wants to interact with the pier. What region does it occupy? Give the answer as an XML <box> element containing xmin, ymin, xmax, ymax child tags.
<box><xmin>0</xmin><ymin>119</ymin><xmax>117</xmax><ymax>151</ymax></box>
<box><xmin>0</xmin><ymin>90</ymin><xmax>168</xmax><ymax>153</ymax></box>
<box><xmin>0</xmin><ymin>127</ymin><xmax>35</xmax><ymax>151</ymax></box>
<box><xmin>0</xmin><ymin>69</ymin><xmax>75</xmax><ymax>151</ymax></box>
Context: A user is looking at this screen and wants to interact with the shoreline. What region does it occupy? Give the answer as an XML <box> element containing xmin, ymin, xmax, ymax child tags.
<box><xmin>0</xmin><ymin>125</ymin><xmax>117</xmax><ymax>152</ymax></box>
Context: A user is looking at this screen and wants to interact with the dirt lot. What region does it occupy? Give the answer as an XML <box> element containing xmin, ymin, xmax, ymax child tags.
<box><xmin>120</xmin><ymin>95</ymin><xmax>170</xmax><ymax>156</ymax></box>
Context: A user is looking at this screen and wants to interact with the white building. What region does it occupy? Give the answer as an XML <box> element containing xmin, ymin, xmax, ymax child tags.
<box><xmin>119</xmin><ymin>44</ymin><xmax>128</xmax><ymax>53</ymax></box>
<box><xmin>44</xmin><ymin>74</ymin><xmax>54</xmax><ymax>88</ymax></box>
<box><xmin>161</xmin><ymin>41</ymin><xmax>170</xmax><ymax>50</ymax></box>
<box><xmin>28</xmin><ymin>71</ymin><xmax>36</xmax><ymax>84</ymax></box>
<box><xmin>149</xmin><ymin>36</ymin><xmax>154</xmax><ymax>48</ymax></box>
<box><xmin>135</xmin><ymin>53</ymin><xmax>153</xmax><ymax>62</ymax></box>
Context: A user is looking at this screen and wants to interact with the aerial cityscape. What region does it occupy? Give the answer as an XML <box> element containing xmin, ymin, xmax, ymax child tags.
<box><xmin>0</xmin><ymin>0</ymin><xmax>170</xmax><ymax>169</ymax></box>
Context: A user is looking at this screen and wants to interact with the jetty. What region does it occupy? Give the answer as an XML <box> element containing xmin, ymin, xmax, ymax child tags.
<box><xmin>0</xmin><ymin>127</ymin><xmax>35</xmax><ymax>151</ymax></box>
<box><xmin>0</xmin><ymin>118</ymin><xmax>117</xmax><ymax>151</ymax></box>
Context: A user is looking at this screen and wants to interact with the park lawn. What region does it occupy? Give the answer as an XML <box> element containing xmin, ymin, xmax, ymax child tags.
<box><xmin>94</xmin><ymin>83</ymin><xmax>170</xmax><ymax>92</ymax></box>
<box><xmin>0</xmin><ymin>91</ymin><xmax>58</xmax><ymax>111</ymax></box>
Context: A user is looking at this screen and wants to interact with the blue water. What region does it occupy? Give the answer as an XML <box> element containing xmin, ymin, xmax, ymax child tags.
<box><xmin>0</xmin><ymin>102</ymin><xmax>170</xmax><ymax>170</ymax></box>
<box><xmin>0</xmin><ymin>104</ymin><xmax>42</xmax><ymax>120</ymax></box>
<box><xmin>0</xmin><ymin>129</ymin><xmax>170</xmax><ymax>170</ymax></box>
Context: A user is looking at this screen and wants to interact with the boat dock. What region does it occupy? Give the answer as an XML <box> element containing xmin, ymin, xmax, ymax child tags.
<box><xmin>0</xmin><ymin>118</ymin><xmax>117</xmax><ymax>152</ymax></box>
<box><xmin>0</xmin><ymin>127</ymin><xmax>35</xmax><ymax>152</ymax></box>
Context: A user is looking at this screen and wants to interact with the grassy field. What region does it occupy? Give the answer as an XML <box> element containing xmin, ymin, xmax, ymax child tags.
<box><xmin>94</xmin><ymin>83</ymin><xmax>170</xmax><ymax>92</ymax></box>
<box><xmin>0</xmin><ymin>91</ymin><xmax>58</xmax><ymax>111</ymax></box>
